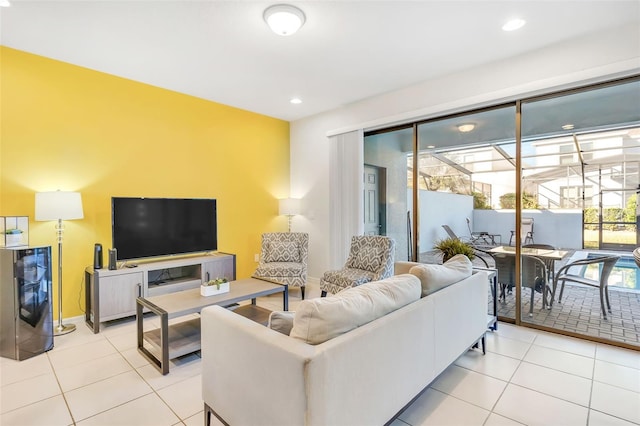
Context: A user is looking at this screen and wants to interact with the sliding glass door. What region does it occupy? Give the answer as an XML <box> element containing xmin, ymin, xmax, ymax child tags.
<box><xmin>363</xmin><ymin>76</ymin><xmax>640</xmax><ymax>349</ymax></box>
<box><xmin>519</xmin><ymin>78</ymin><xmax>640</xmax><ymax>345</ymax></box>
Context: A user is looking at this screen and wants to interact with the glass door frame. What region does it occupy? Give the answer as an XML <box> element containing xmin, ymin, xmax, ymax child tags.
<box><xmin>364</xmin><ymin>74</ymin><xmax>640</xmax><ymax>350</ymax></box>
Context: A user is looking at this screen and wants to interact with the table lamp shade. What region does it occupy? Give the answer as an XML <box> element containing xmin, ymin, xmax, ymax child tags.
<box><xmin>35</xmin><ymin>191</ymin><xmax>84</xmax><ymax>221</ymax></box>
<box><xmin>279</xmin><ymin>198</ymin><xmax>300</xmax><ymax>216</ymax></box>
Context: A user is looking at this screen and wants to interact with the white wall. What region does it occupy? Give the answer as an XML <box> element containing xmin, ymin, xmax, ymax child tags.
<box><xmin>472</xmin><ymin>209</ymin><xmax>583</xmax><ymax>249</ymax></box>
<box><xmin>413</xmin><ymin>191</ymin><xmax>474</xmax><ymax>252</ymax></box>
<box><xmin>291</xmin><ymin>24</ymin><xmax>640</xmax><ymax>279</ymax></box>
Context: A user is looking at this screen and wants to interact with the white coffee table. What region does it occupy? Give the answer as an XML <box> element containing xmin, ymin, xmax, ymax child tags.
<box><xmin>136</xmin><ymin>277</ymin><xmax>288</xmax><ymax>374</ymax></box>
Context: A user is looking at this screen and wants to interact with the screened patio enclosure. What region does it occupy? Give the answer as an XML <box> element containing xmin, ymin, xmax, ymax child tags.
<box><xmin>412</xmin><ymin>126</ymin><xmax>640</xmax><ymax>252</ymax></box>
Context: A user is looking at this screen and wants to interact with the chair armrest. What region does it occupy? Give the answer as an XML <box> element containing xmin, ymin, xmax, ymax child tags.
<box><xmin>555</xmin><ymin>255</ymin><xmax>617</xmax><ymax>277</ymax></box>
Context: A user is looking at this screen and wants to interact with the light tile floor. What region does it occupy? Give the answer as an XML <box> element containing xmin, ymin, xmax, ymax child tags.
<box><xmin>1</xmin><ymin>283</ymin><xmax>639</xmax><ymax>426</ymax></box>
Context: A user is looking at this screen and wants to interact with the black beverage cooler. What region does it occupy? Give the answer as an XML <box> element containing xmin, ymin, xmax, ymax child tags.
<box><xmin>0</xmin><ymin>246</ymin><xmax>54</xmax><ymax>360</ymax></box>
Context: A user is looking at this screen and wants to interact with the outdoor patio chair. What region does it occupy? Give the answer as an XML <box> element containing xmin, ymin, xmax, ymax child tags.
<box><xmin>633</xmin><ymin>247</ymin><xmax>640</xmax><ymax>268</ymax></box>
<box><xmin>509</xmin><ymin>217</ymin><xmax>535</xmax><ymax>246</ymax></box>
<box><xmin>523</xmin><ymin>243</ymin><xmax>557</xmax><ymax>281</ymax></box>
<box><xmin>551</xmin><ymin>255</ymin><xmax>620</xmax><ymax>320</ymax></box>
<box><xmin>488</xmin><ymin>250</ymin><xmax>549</xmax><ymax>315</ymax></box>
<box><xmin>465</xmin><ymin>218</ymin><xmax>498</xmax><ymax>246</ymax></box>
<box><xmin>489</xmin><ymin>252</ymin><xmax>514</xmax><ymax>302</ymax></box>
<box><xmin>442</xmin><ymin>224</ymin><xmax>467</xmax><ymax>241</ymax></box>
<box><xmin>319</xmin><ymin>235</ymin><xmax>395</xmax><ymax>297</ymax></box>
<box><xmin>252</xmin><ymin>232</ymin><xmax>309</xmax><ymax>299</ymax></box>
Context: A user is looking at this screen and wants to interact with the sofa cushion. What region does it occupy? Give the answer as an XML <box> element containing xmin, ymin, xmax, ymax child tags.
<box><xmin>290</xmin><ymin>274</ymin><xmax>421</xmax><ymax>345</ymax></box>
<box><xmin>409</xmin><ymin>254</ymin><xmax>472</xmax><ymax>297</ymax></box>
<box><xmin>264</xmin><ymin>241</ymin><xmax>301</xmax><ymax>263</ymax></box>
<box><xmin>268</xmin><ymin>310</ymin><xmax>295</xmax><ymax>335</ymax></box>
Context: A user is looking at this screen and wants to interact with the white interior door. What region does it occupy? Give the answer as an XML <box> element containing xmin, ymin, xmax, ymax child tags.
<box><xmin>364</xmin><ymin>165</ymin><xmax>380</xmax><ymax>235</ymax></box>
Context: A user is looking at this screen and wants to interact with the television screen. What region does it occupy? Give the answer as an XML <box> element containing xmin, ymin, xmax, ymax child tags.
<box><xmin>112</xmin><ymin>197</ymin><xmax>217</xmax><ymax>260</ymax></box>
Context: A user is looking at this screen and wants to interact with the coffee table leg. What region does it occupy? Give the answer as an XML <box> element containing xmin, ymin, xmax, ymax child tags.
<box><xmin>160</xmin><ymin>312</ymin><xmax>169</xmax><ymax>375</ymax></box>
<box><xmin>283</xmin><ymin>285</ymin><xmax>289</xmax><ymax>311</ymax></box>
<box><xmin>137</xmin><ymin>298</ymin><xmax>170</xmax><ymax>375</ymax></box>
<box><xmin>136</xmin><ymin>300</ymin><xmax>143</xmax><ymax>353</ymax></box>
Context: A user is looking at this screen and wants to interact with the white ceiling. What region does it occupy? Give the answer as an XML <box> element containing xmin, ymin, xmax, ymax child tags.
<box><xmin>1</xmin><ymin>1</ymin><xmax>639</xmax><ymax>122</ymax></box>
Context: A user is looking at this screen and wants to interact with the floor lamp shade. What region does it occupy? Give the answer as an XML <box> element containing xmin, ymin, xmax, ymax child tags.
<box><xmin>34</xmin><ymin>190</ymin><xmax>84</xmax><ymax>335</ymax></box>
<box><xmin>35</xmin><ymin>191</ymin><xmax>84</xmax><ymax>221</ymax></box>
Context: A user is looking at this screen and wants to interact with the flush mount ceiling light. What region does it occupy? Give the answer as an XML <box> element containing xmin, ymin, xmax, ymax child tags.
<box><xmin>0</xmin><ymin>0</ymin><xmax>11</xmax><ymax>7</ymax></box>
<box><xmin>502</xmin><ymin>18</ymin><xmax>526</xmax><ymax>32</ymax></box>
<box><xmin>457</xmin><ymin>123</ymin><xmax>476</xmax><ymax>133</ymax></box>
<box><xmin>264</xmin><ymin>4</ymin><xmax>306</xmax><ymax>36</ymax></box>
<box><xmin>290</xmin><ymin>97</ymin><xmax>302</xmax><ymax>104</ymax></box>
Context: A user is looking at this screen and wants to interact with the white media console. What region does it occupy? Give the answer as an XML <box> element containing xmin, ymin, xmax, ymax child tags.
<box><xmin>84</xmin><ymin>252</ymin><xmax>236</xmax><ymax>333</ymax></box>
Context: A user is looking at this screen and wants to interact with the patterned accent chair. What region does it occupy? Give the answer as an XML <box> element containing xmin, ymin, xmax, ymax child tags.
<box><xmin>252</xmin><ymin>232</ymin><xmax>309</xmax><ymax>299</ymax></box>
<box><xmin>320</xmin><ymin>235</ymin><xmax>396</xmax><ymax>297</ymax></box>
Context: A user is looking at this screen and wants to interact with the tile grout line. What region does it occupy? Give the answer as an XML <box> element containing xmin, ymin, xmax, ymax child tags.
<box><xmin>483</xmin><ymin>331</ymin><xmax>531</xmax><ymax>425</ymax></box>
<box><xmin>109</xmin><ymin>331</ymin><xmax>196</xmax><ymax>423</ymax></box>
<box><xmin>46</xmin><ymin>349</ymin><xmax>77</xmax><ymax>425</ymax></box>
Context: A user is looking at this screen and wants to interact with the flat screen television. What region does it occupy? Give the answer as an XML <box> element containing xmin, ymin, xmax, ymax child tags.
<box><xmin>112</xmin><ymin>197</ymin><xmax>217</xmax><ymax>260</ymax></box>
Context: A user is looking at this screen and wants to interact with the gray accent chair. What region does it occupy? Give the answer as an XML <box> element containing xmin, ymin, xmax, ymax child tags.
<box><xmin>320</xmin><ymin>235</ymin><xmax>396</xmax><ymax>297</ymax></box>
<box><xmin>252</xmin><ymin>232</ymin><xmax>309</xmax><ymax>299</ymax></box>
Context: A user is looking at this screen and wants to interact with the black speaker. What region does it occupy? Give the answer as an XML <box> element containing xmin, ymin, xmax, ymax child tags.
<box><xmin>108</xmin><ymin>248</ymin><xmax>117</xmax><ymax>270</ymax></box>
<box><xmin>93</xmin><ymin>243</ymin><xmax>103</xmax><ymax>269</ymax></box>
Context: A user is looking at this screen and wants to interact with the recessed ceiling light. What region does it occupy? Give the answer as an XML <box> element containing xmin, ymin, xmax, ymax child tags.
<box><xmin>426</xmin><ymin>145</ymin><xmax>436</xmax><ymax>149</ymax></box>
<box><xmin>457</xmin><ymin>123</ymin><xmax>475</xmax><ymax>133</ymax></box>
<box><xmin>290</xmin><ymin>98</ymin><xmax>302</xmax><ymax>104</ymax></box>
<box><xmin>264</xmin><ymin>4</ymin><xmax>306</xmax><ymax>36</ymax></box>
<box><xmin>502</xmin><ymin>18</ymin><xmax>526</xmax><ymax>32</ymax></box>
<box><xmin>0</xmin><ymin>0</ymin><xmax>11</xmax><ymax>7</ymax></box>
<box><xmin>562</xmin><ymin>124</ymin><xmax>575</xmax><ymax>130</ymax></box>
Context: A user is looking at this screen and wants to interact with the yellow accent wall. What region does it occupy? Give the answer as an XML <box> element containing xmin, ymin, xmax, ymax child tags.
<box><xmin>1</xmin><ymin>47</ymin><xmax>290</xmax><ymax>320</ymax></box>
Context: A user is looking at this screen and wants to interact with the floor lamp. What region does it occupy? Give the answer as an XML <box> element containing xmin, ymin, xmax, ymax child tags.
<box><xmin>279</xmin><ymin>198</ymin><xmax>300</xmax><ymax>232</ymax></box>
<box><xmin>35</xmin><ymin>190</ymin><xmax>84</xmax><ymax>335</ymax></box>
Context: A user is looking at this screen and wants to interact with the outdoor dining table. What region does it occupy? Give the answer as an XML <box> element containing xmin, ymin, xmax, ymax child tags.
<box><xmin>489</xmin><ymin>245</ymin><xmax>569</xmax><ymax>261</ymax></box>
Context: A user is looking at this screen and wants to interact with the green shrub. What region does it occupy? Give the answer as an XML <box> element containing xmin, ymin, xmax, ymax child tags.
<box><xmin>433</xmin><ymin>238</ymin><xmax>475</xmax><ymax>263</ymax></box>
<box><xmin>499</xmin><ymin>192</ymin><xmax>539</xmax><ymax>209</ymax></box>
<box><xmin>472</xmin><ymin>191</ymin><xmax>491</xmax><ymax>209</ymax></box>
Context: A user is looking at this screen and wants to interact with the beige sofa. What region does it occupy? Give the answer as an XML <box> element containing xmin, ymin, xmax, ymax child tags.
<box><xmin>201</xmin><ymin>257</ymin><xmax>488</xmax><ymax>426</ymax></box>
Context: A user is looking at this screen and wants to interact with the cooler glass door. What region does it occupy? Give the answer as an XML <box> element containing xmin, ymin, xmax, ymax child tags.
<box><xmin>15</xmin><ymin>247</ymin><xmax>54</xmax><ymax>359</ymax></box>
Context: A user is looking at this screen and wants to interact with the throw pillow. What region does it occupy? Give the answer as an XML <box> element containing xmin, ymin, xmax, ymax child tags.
<box><xmin>264</xmin><ymin>241</ymin><xmax>301</xmax><ymax>263</ymax></box>
<box><xmin>409</xmin><ymin>254</ymin><xmax>472</xmax><ymax>297</ymax></box>
<box><xmin>268</xmin><ymin>310</ymin><xmax>295</xmax><ymax>335</ymax></box>
<box><xmin>347</xmin><ymin>246</ymin><xmax>383</xmax><ymax>272</ymax></box>
<box><xmin>290</xmin><ymin>274</ymin><xmax>421</xmax><ymax>345</ymax></box>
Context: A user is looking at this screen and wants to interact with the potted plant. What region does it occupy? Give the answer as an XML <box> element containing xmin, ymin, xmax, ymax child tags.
<box><xmin>201</xmin><ymin>277</ymin><xmax>230</xmax><ymax>297</ymax></box>
<box><xmin>4</xmin><ymin>228</ymin><xmax>24</xmax><ymax>246</ymax></box>
<box><xmin>434</xmin><ymin>237</ymin><xmax>475</xmax><ymax>263</ymax></box>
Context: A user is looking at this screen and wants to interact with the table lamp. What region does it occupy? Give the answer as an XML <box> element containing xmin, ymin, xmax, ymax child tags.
<box><xmin>35</xmin><ymin>190</ymin><xmax>84</xmax><ymax>335</ymax></box>
<box><xmin>279</xmin><ymin>198</ymin><xmax>300</xmax><ymax>232</ymax></box>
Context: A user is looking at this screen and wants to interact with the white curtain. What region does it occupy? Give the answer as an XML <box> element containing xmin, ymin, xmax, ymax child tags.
<box><xmin>328</xmin><ymin>130</ymin><xmax>364</xmax><ymax>268</ymax></box>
